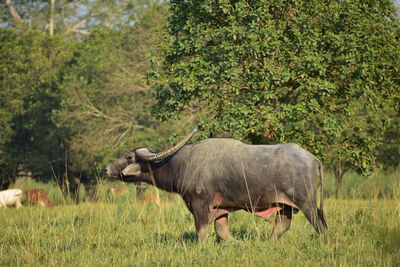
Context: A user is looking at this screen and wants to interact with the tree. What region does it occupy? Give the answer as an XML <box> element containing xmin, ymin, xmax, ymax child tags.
<box><xmin>0</xmin><ymin>0</ymin><xmax>171</xmax><ymax>195</ymax></box>
<box><xmin>0</xmin><ymin>28</ymin><xmax>72</xmax><ymax>189</ymax></box>
<box><xmin>1</xmin><ymin>0</ymin><xmax>165</xmax><ymax>36</ymax></box>
<box><xmin>149</xmin><ymin>0</ymin><xmax>400</xmax><ymax>197</ymax></box>
<box><xmin>377</xmin><ymin>116</ymin><xmax>400</xmax><ymax>170</ymax></box>
<box><xmin>55</xmin><ymin>2</ymin><xmax>178</xmax><ymax>173</ymax></box>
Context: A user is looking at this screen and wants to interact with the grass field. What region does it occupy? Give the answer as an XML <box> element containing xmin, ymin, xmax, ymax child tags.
<box><xmin>1</xmin><ymin>173</ymin><xmax>399</xmax><ymax>266</ymax></box>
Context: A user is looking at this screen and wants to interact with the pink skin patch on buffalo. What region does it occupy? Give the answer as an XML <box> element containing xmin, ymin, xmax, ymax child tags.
<box><xmin>210</xmin><ymin>192</ymin><xmax>299</xmax><ymax>221</ymax></box>
<box><xmin>253</xmin><ymin>207</ymin><xmax>283</xmax><ymax>220</ymax></box>
<box><xmin>209</xmin><ymin>192</ymin><xmax>237</xmax><ymax>221</ymax></box>
<box><xmin>212</xmin><ymin>192</ymin><xmax>223</xmax><ymax>207</ymax></box>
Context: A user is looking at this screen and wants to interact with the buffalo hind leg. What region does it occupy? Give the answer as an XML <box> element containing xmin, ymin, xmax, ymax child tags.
<box><xmin>302</xmin><ymin>204</ymin><xmax>327</xmax><ymax>234</ymax></box>
<box><xmin>268</xmin><ymin>206</ymin><xmax>292</xmax><ymax>242</ymax></box>
<box><xmin>214</xmin><ymin>214</ymin><xmax>235</xmax><ymax>241</ymax></box>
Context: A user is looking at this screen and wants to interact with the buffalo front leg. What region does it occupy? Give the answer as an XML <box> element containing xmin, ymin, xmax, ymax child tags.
<box><xmin>191</xmin><ymin>201</ymin><xmax>210</xmax><ymax>243</ymax></box>
<box><xmin>214</xmin><ymin>214</ymin><xmax>235</xmax><ymax>241</ymax></box>
<box><xmin>268</xmin><ymin>206</ymin><xmax>292</xmax><ymax>242</ymax></box>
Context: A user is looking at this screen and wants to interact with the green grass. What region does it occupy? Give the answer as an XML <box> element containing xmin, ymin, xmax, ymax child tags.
<box><xmin>1</xmin><ymin>195</ymin><xmax>399</xmax><ymax>266</ymax></box>
<box><xmin>2</xmin><ymin>172</ymin><xmax>399</xmax><ymax>266</ymax></box>
<box><xmin>324</xmin><ymin>171</ymin><xmax>400</xmax><ymax>199</ymax></box>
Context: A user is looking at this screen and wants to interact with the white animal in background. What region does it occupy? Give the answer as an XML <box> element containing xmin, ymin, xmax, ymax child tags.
<box><xmin>0</xmin><ymin>189</ymin><xmax>23</xmax><ymax>209</ymax></box>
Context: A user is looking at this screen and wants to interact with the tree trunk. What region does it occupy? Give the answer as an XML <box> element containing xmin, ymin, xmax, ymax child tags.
<box><xmin>49</xmin><ymin>0</ymin><xmax>55</xmax><ymax>35</ymax></box>
<box><xmin>334</xmin><ymin>161</ymin><xmax>349</xmax><ymax>199</ymax></box>
<box><xmin>335</xmin><ymin>170</ymin><xmax>343</xmax><ymax>198</ymax></box>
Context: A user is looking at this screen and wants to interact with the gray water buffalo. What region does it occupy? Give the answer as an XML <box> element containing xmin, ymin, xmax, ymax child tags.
<box><xmin>105</xmin><ymin>127</ymin><xmax>327</xmax><ymax>242</ymax></box>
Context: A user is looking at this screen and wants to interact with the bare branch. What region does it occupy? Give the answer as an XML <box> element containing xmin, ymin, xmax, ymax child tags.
<box><xmin>63</xmin><ymin>19</ymin><xmax>89</xmax><ymax>35</ymax></box>
<box><xmin>5</xmin><ymin>0</ymin><xmax>24</xmax><ymax>26</ymax></box>
<box><xmin>73</xmin><ymin>29</ymin><xmax>90</xmax><ymax>35</ymax></box>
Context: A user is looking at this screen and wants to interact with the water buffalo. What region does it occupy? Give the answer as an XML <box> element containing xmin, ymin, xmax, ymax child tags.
<box><xmin>105</xmin><ymin>127</ymin><xmax>327</xmax><ymax>242</ymax></box>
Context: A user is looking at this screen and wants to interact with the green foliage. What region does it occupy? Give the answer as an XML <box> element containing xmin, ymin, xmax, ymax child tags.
<box><xmin>0</xmin><ymin>28</ymin><xmax>72</xmax><ymax>182</ymax></box>
<box><xmin>0</xmin><ymin>2</ymin><xmax>179</xmax><ymax>188</ymax></box>
<box><xmin>55</xmin><ymin>2</ymin><xmax>184</xmax><ymax>170</ymax></box>
<box><xmin>377</xmin><ymin>116</ymin><xmax>400</xmax><ymax>169</ymax></box>
<box><xmin>149</xmin><ymin>0</ymin><xmax>400</xmax><ymax>174</ymax></box>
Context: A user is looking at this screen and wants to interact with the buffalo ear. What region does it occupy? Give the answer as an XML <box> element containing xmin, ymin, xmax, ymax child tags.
<box><xmin>122</xmin><ymin>163</ymin><xmax>141</xmax><ymax>176</ymax></box>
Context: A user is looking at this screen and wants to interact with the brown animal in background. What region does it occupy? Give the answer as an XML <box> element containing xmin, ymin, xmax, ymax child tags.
<box><xmin>109</xmin><ymin>187</ymin><xmax>129</xmax><ymax>198</ymax></box>
<box><xmin>140</xmin><ymin>192</ymin><xmax>159</xmax><ymax>203</ymax></box>
<box><xmin>25</xmin><ymin>188</ymin><xmax>54</xmax><ymax>209</ymax></box>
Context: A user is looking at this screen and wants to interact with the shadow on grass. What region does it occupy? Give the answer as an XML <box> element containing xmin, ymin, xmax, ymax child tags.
<box><xmin>179</xmin><ymin>231</ymin><xmax>198</xmax><ymax>243</ymax></box>
<box><xmin>231</xmin><ymin>228</ymin><xmax>260</xmax><ymax>241</ymax></box>
<box><xmin>374</xmin><ymin>226</ymin><xmax>400</xmax><ymax>258</ymax></box>
<box><xmin>153</xmin><ymin>232</ymin><xmax>198</xmax><ymax>244</ymax></box>
<box><xmin>154</xmin><ymin>233</ymin><xmax>174</xmax><ymax>243</ymax></box>
<box><xmin>156</xmin><ymin>230</ymin><xmax>268</xmax><ymax>244</ymax></box>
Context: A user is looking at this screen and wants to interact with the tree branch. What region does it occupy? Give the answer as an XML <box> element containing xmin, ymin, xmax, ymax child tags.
<box><xmin>73</xmin><ymin>29</ymin><xmax>90</xmax><ymax>35</ymax></box>
<box><xmin>63</xmin><ymin>19</ymin><xmax>90</xmax><ymax>35</ymax></box>
<box><xmin>5</xmin><ymin>0</ymin><xmax>24</xmax><ymax>26</ymax></box>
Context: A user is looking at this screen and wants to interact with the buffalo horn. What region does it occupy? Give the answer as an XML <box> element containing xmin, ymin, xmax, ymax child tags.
<box><xmin>135</xmin><ymin>126</ymin><xmax>198</xmax><ymax>162</ymax></box>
